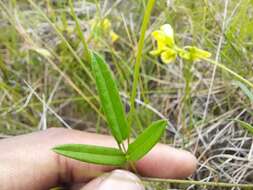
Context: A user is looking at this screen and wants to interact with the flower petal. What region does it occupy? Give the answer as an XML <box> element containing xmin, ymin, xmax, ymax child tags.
<box><xmin>150</xmin><ymin>24</ymin><xmax>177</xmax><ymax>61</ymax></box>
<box><xmin>110</xmin><ymin>31</ymin><xmax>119</xmax><ymax>43</ymax></box>
<box><xmin>152</xmin><ymin>27</ymin><xmax>174</xmax><ymax>47</ymax></box>
<box><xmin>160</xmin><ymin>24</ymin><xmax>175</xmax><ymax>46</ymax></box>
<box><xmin>102</xmin><ymin>18</ymin><xmax>111</xmax><ymax>31</ymax></box>
<box><xmin>160</xmin><ymin>24</ymin><xmax>174</xmax><ymax>39</ymax></box>
<box><xmin>150</xmin><ymin>49</ymin><xmax>162</xmax><ymax>56</ymax></box>
<box><xmin>160</xmin><ymin>49</ymin><xmax>177</xmax><ymax>64</ymax></box>
<box><xmin>152</xmin><ymin>30</ymin><xmax>166</xmax><ymax>41</ymax></box>
<box><xmin>151</xmin><ymin>30</ymin><xmax>168</xmax><ymax>55</ymax></box>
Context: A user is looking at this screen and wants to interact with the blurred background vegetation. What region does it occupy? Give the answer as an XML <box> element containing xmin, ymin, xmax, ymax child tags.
<box><xmin>0</xmin><ymin>0</ymin><xmax>253</xmax><ymax>189</ymax></box>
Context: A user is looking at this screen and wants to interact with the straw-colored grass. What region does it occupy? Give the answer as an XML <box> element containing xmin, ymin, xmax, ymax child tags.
<box><xmin>0</xmin><ymin>0</ymin><xmax>253</xmax><ymax>189</ymax></box>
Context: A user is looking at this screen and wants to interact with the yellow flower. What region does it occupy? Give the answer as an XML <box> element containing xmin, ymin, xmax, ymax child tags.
<box><xmin>110</xmin><ymin>31</ymin><xmax>119</xmax><ymax>43</ymax></box>
<box><xmin>160</xmin><ymin>48</ymin><xmax>177</xmax><ymax>64</ymax></box>
<box><xmin>160</xmin><ymin>24</ymin><xmax>175</xmax><ymax>45</ymax></box>
<box><xmin>178</xmin><ymin>49</ymin><xmax>191</xmax><ymax>60</ymax></box>
<box><xmin>90</xmin><ymin>18</ymin><xmax>119</xmax><ymax>43</ymax></box>
<box><xmin>150</xmin><ymin>24</ymin><xmax>211</xmax><ymax>64</ymax></box>
<box><xmin>150</xmin><ymin>24</ymin><xmax>175</xmax><ymax>56</ymax></box>
<box><xmin>181</xmin><ymin>46</ymin><xmax>211</xmax><ymax>61</ymax></box>
<box><xmin>101</xmin><ymin>18</ymin><xmax>111</xmax><ymax>31</ymax></box>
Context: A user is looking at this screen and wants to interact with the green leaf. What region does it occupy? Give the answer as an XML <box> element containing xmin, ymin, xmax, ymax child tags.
<box><xmin>91</xmin><ymin>52</ymin><xmax>129</xmax><ymax>143</ymax></box>
<box><xmin>234</xmin><ymin>119</ymin><xmax>253</xmax><ymax>135</ymax></box>
<box><xmin>127</xmin><ymin>120</ymin><xmax>167</xmax><ymax>161</ymax></box>
<box><xmin>53</xmin><ymin>144</ymin><xmax>126</xmax><ymax>166</ymax></box>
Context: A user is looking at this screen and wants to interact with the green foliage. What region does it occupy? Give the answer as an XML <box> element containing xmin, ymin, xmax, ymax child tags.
<box><xmin>52</xmin><ymin>0</ymin><xmax>167</xmax><ymax>168</ymax></box>
<box><xmin>91</xmin><ymin>52</ymin><xmax>129</xmax><ymax>144</ymax></box>
<box><xmin>53</xmin><ymin>52</ymin><xmax>167</xmax><ymax>167</ymax></box>
<box><xmin>53</xmin><ymin>144</ymin><xmax>126</xmax><ymax>166</ymax></box>
<box><xmin>50</xmin><ymin>0</ymin><xmax>252</xmax><ymax>170</ymax></box>
<box><xmin>127</xmin><ymin>120</ymin><xmax>167</xmax><ymax>161</ymax></box>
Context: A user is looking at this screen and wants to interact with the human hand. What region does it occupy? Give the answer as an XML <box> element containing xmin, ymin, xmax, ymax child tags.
<box><xmin>0</xmin><ymin>128</ymin><xmax>197</xmax><ymax>190</ymax></box>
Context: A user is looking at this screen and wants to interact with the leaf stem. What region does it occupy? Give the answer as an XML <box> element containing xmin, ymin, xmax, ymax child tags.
<box><xmin>117</xmin><ymin>142</ymin><xmax>123</xmax><ymax>152</ymax></box>
<box><xmin>129</xmin><ymin>0</ymin><xmax>156</xmax><ymax>138</ymax></box>
<box><xmin>129</xmin><ymin>161</ymin><xmax>138</xmax><ymax>174</ymax></box>
<box><xmin>121</xmin><ymin>143</ymin><xmax>127</xmax><ymax>153</ymax></box>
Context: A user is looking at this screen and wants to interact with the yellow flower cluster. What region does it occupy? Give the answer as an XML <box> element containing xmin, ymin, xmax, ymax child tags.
<box><xmin>90</xmin><ymin>18</ymin><xmax>119</xmax><ymax>43</ymax></box>
<box><xmin>150</xmin><ymin>24</ymin><xmax>211</xmax><ymax>64</ymax></box>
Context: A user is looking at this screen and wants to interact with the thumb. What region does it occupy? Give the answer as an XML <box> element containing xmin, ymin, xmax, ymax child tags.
<box><xmin>79</xmin><ymin>170</ymin><xmax>145</xmax><ymax>190</ymax></box>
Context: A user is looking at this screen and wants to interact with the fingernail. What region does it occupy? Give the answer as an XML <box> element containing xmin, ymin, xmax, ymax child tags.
<box><xmin>82</xmin><ymin>169</ymin><xmax>144</xmax><ymax>190</ymax></box>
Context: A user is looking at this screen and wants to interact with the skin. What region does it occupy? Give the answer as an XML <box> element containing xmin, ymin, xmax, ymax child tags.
<box><xmin>0</xmin><ymin>128</ymin><xmax>197</xmax><ymax>190</ymax></box>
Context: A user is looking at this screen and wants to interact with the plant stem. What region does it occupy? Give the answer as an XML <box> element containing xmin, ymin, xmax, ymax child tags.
<box><xmin>129</xmin><ymin>161</ymin><xmax>138</xmax><ymax>174</ymax></box>
<box><xmin>121</xmin><ymin>143</ymin><xmax>127</xmax><ymax>153</ymax></box>
<box><xmin>182</xmin><ymin>60</ymin><xmax>194</xmax><ymax>129</ymax></box>
<box><xmin>205</xmin><ymin>58</ymin><xmax>253</xmax><ymax>89</ymax></box>
<box><xmin>117</xmin><ymin>142</ymin><xmax>123</xmax><ymax>152</ymax></box>
<box><xmin>129</xmin><ymin>0</ymin><xmax>156</xmax><ymax>138</ymax></box>
<box><xmin>142</xmin><ymin>177</ymin><xmax>253</xmax><ymax>189</ymax></box>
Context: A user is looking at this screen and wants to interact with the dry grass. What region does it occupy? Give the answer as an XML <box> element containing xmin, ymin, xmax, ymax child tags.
<box><xmin>0</xmin><ymin>0</ymin><xmax>253</xmax><ymax>189</ymax></box>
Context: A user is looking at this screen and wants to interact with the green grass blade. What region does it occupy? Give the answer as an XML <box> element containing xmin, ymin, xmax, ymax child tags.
<box><xmin>129</xmin><ymin>0</ymin><xmax>156</xmax><ymax>131</ymax></box>
<box><xmin>69</xmin><ymin>0</ymin><xmax>91</xmax><ymax>64</ymax></box>
<box><xmin>91</xmin><ymin>52</ymin><xmax>129</xmax><ymax>143</ymax></box>
<box><xmin>53</xmin><ymin>144</ymin><xmax>126</xmax><ymax>166</ymax></box>
<box><xmin>234</xmin><ymin>81</ymin><xmax>253</xmax><ymax>102</ymax></box>
<box><xmin>234</xmin><ymin>119</ymin><xmax>253</xmax><ymax>135</ymax></box>
<box><xmin>127</xmin><ymin>120</ymin><xmax>167</xmax><ymax>161</ymax></box>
